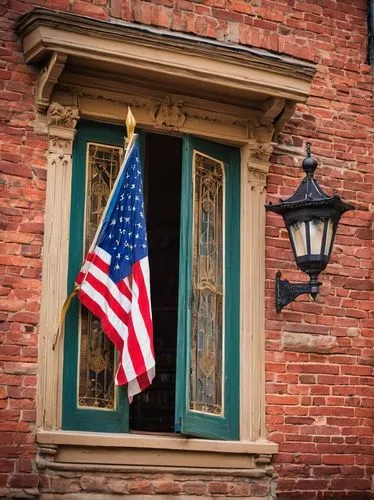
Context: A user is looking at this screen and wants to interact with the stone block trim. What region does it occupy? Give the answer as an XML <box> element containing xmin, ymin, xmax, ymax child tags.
<box><xmin>0</xmin><ymin>0</ymin><xmax>373</xmax><ymax>499</ymax></box>
<box><xmin>37</xmin><ymin>471</ymin><xmax>274</xmax><ymax>498</ymax></box>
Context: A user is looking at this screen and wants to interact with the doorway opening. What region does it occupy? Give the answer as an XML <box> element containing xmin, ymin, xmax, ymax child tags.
<box><xmin>129</xmin><ymin>132</ymin><xmax>182</xmax><ymax>433</ymax></box>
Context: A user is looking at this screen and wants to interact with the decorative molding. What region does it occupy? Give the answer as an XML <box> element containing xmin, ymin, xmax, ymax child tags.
<box><xmin>186</xmin><ymin>107</ymin><xmax>249</xmax><ymax>128</ymax></box>
<box><xmin>47</xmin><ymin>101</ymin><xmax>79</xmax><ymax>129</ymax></box>
<box><xmin>48</xmin><ymin>136</ymin><xmax>74</xmax><ymax>156</ymax></box>
<box><xmin>16</xmin><ymin>9</ymin><xmax>315</xmax><ymax>109</ymax></box>
<box><xmin>247</xmin><ymin>137</ymin><xmax>274</xmax><ymax>193</ymax></box>
<box><xmin>35</xmin><ymin>457</ymin><xmax>271</xmax><ymax>478</ymax></box>
<box><xmin>37</xmin><ymin>103</ymin><xmax>79</xmax><ymax>430</ymax></box>
<box><xmin>34</xmin><ymin>433</ymin><xmax>275</xmax><ymax>470</ymax></box>
<box><xmin>150</xmin><ymin>96</ymin><xmax>186</xmax><ymax>129</ymax></box>
<box><xmin>36</xmin><ymin>52</ymin><xmax>67</xmax><ymax>112</ymax></box>
<box><xmin>247</xmin><ymin>168</ymin><xmax>267</xmax><ymax>193</ymax></box>
<box><xmin>66</xmin><ymin>84</ymin><xmax>250</xmax><ymax>131</ymax></box>
<box><xmin>38</xmin><ymin>444</ymin><xmax>58</xmax><ymax>458</ymax></box>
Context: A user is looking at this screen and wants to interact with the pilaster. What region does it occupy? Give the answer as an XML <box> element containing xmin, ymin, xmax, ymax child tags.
<box><xmin>37</xmin><ymin>102</ymin><xmax>79</xmax><ymax>429</ymax></box>
<box><xmin>240</xmin><ymin>135</ymin><xmax>273</xmax><ymax>441</ymax></box>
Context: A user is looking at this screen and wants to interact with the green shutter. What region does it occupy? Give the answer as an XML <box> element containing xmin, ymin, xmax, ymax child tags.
<box><xmin>175</xmin><ymin>136</ymin><xmax>240</xmax><ymax>440</ymax></box>
<box><xmin>62</xmin><ymin>120</ymin><xmax>129</xmax><ymax>432</ymax></box>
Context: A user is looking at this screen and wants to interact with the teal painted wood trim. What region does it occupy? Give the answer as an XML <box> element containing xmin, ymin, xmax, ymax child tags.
<box><xmin>174</xmin><ymin>136</ymin><xmax>193</xmax><ymax>434</ymax></box>
<box><xmin>175</xmin><ymin>136</ymin><xmax>240</xmax><ymax>441</ymax></box>
<box><xmin>62</xmin><ymin>120</ymin><xmax>129</xmax><ymax>433</ymax></box>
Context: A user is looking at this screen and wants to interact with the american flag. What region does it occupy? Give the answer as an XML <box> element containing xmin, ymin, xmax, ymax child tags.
<box><xmin>76</xmin><ymin>137</ymin><xmax>155</xmax><ymax>398</ymax></box>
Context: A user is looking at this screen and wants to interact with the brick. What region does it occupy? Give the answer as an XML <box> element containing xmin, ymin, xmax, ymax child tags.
<box><xmin>208</xmin><ymin>481</ymin><xmax>229</xmax><ymax>494</ymax></box>
<box><xmin>9</xmin><ymin>474</ymin><xmax>38</xmax><ymax>488</ymax></box>
<box><xmin>153</xmin><ymin>480</ymin><xmax>182</xmax><ymax>494</ymax></box>
<box><xmin>81</xmin><ymin>475</ymin><xmax>108</xmax><ymax>492</ymax></box>
<box><xmin>182</xmin><ymin>481</ymin><xmax>207</xmax><ymax>495</ymax></box>
<box><xmin>322</xmin><ymin>455</ymin><xmax>355</xmax><ymax>465</ymax></box>
<box><xmin>127</xmin><ymin>479</ymin><xmax>153</xmax><ymax>494</ymax></box>
<box><xmin>107</xmin><ymin>478</ymin><xmax>128</xmax><ymax>493</ymax></box>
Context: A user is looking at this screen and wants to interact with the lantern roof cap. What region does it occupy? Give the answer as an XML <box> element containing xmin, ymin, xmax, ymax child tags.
<box><xmin>266</xmin><ymin>143</ymin><xmax>354</xmax><ymax>215</ymax></box>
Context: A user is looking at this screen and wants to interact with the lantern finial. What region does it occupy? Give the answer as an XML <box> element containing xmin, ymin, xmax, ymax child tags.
<box><xmin>302</xmin><ymin>142</ymin><xmax>318</xmax><ymax>178</ymax></box>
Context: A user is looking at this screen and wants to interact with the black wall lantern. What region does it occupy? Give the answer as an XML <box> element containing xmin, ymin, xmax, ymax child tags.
<box><xmin>266</xmin><ymin>143</ymin><xmax>353</xmax><ymax>312</ymax></box>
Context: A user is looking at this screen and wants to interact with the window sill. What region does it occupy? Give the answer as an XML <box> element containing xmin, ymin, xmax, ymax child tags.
<box><xmin>36</xmin><ymin>430</ymin><xmax>278</xmax><ymax>474</ymax></box>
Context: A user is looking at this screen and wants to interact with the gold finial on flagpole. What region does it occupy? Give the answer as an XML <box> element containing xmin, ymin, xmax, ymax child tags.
<box><xmin>126</xmin><ymin>107</ymin><xmax>136</xmax><ymax>146</ymax></box>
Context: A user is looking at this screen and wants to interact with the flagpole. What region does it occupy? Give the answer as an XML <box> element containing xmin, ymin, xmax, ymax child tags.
<box><xmin>52</xmin><ymin>107</ymin><xmax>137</xmax><ymax>350</ymax></box>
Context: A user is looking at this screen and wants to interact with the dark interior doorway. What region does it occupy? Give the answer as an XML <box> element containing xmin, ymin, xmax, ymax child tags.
<box><xmin>129</xmin><ymin>132</ymin><xmax>182</xmax><ymax>433</ymax></box>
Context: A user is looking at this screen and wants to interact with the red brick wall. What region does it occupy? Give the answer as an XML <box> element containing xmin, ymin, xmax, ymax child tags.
<box><xmin>1</xmin><ymin>0</ymin><xmax>373</xmax><ymax>498</ymax></box>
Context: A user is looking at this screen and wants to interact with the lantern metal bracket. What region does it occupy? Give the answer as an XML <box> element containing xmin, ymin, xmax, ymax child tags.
<box><xmin>275</xmin><ymin>271</ymin><xmax>320</xmax><ymax>313</ymax></box>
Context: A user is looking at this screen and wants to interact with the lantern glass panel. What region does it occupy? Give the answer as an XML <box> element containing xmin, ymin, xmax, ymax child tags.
<box><xmin>309</xmin><ymin>218</ymin><xmax>325</xmax><ymax>255</ymax></box>
<box><xmin>289</xmin><ymin>221</ymin><xmax>308</xmax><ymax>257</ymax></box>
<box><xmin>324</xmin><ymin>219</ymin><xmax>334</xmax><ymax>256</ymax></box>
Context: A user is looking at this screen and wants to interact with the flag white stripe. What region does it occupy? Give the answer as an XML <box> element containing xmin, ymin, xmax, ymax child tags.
<box><xmin>127</xmin><ymin>364</ymin><xmax>155</xmax><ymax>397</ymax></box>
<box><xmin>125</xmin><ymin>257</ymin><xmax>154</xmax><ymax>368</ymax></box>
<box><xmin>125</xmin><ymin>373</ymin><xmax>141</xmax><ymax>396</ymax></box>
<box><xmin>140</xmin><ymin>258</ymin><xmax>153</xmax><ymax>319</ymax></box>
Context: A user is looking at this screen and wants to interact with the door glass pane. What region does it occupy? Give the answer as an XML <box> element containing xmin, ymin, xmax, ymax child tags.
<box><xmin>78</xmin><ymin>143</ymin><xmax>122</xmax><ymax>410</ymax></box>
<box><xmin>189</xmin><ymin>150</ymin><xmax>224</xmax><ymax>416</ymax></box>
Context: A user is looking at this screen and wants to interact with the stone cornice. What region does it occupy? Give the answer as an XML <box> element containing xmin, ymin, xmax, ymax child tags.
<box><xmin>16</xmin><ymin>8</ymin><xmax>316</xmax><ymax>106</ymax></box>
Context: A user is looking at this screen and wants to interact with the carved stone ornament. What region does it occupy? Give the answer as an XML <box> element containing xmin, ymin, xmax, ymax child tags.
<box><xmin>48</xmin><ymin>136</ymin><xmax>75</xmax><ymax>156</ymax></box>
<box><xmin>150</xmin><ymin>96</ymin><xmax>186</xmax><ymax>129</ymax></box>
<box><xmin>248</xmin><ymin>139</ymin><xmax>274</xmax><ymax>163</ymax></box>
<box><xmin>247</xmin><ymin>167</ymin><xmax>267</xmax><ymax>192</ymax></box>
<box><xmin>47</xmin><ymin>102</ymin><xmax>80</xmax><ymax>129</ymax></box>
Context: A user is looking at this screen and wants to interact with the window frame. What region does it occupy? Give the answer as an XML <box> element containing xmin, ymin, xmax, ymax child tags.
<box><xmin>62</xmin><ymin>124</ymin><xmax>241</xmax><ymax>439</ymax></box>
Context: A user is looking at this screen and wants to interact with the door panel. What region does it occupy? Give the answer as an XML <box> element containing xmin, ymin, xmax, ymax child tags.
<box><xmin>175</xmin><ymin>136</ymin><xmax>240</xmax><ymax>440</ymax></box>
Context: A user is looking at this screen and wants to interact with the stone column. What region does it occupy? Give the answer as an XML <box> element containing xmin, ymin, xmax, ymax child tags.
<box><xmin>240</xmin><ymin>135</ymin><xmax>273</xmax><ymax>442</ymax></box>
<box><xmin>37</xmin><ymin>103</ymin><xmax>79</xmax><ymax>429</ymax></box>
